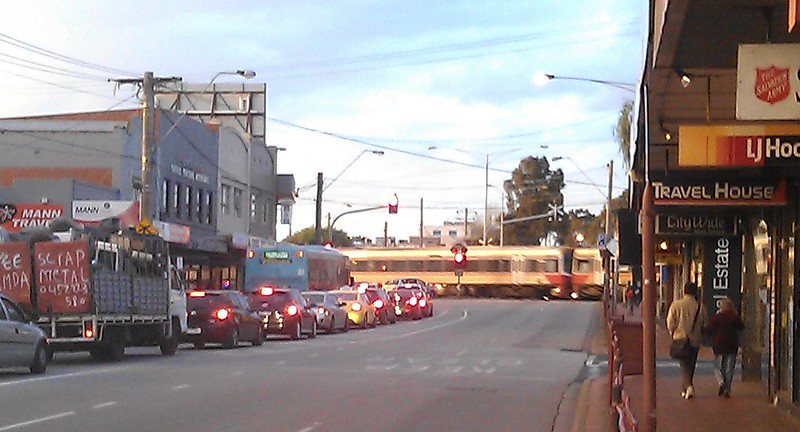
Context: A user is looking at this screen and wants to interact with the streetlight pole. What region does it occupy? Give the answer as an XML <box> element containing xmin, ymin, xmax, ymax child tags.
<box><xmin>483</xmin><ymin>154</ymin><xmax>489</xmax><ymax>246</ymax></box>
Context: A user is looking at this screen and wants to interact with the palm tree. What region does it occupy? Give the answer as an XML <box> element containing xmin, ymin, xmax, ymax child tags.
<box><xmin>615</xmin><ymin>100</ymin><xmax>634</xmax><ymax>169</ymax></box>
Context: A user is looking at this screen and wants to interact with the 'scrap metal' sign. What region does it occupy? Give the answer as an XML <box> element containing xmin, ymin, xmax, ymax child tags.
<box><xmin>33</xmin><ymin>241</ymin><xmax>92</xmax><ymax>314</ymax></box>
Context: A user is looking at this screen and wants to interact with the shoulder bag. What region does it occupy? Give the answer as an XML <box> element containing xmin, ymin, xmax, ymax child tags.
<box><xmin>669</xmin><ymin>301</ymin><xmax>701</xmax><ymax>359</ymax></box>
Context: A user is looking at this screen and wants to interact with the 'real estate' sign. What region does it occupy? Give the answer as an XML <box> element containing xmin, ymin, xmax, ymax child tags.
<box><xmin>678</xmin><ymin>124</ymin><xmax>800</xmax><ymax>167</ymax></box>
<box><xmin>737</xmin><ymin>44</ymin><xmax>800</xmax><ymax>120</ymax></box>
<box><xmin>656</xmin><ymin>213</ymin><xmax>738</xmax><ymax>236</ymax></box>
<box><xmin>653</xmin><ymin>178</ymin><xmax>786</xmax><ymax>206</ymax></box>
<box><xmin>702</xmin><ymin>237</ymin><xmax>742</xmax><ymax>316</ymax></box>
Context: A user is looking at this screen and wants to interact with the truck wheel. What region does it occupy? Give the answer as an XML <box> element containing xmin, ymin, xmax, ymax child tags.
<box><xmin>223</xmin><ymin>327</ymin><xmax>239</xmax><ymax>349</ymax></box>
<box><xmin>30</xmin><ymin>343</ymin><xmax>48</xmax><ymax>374</ymax></box>
<box><xmin>193</xmin><ymin>341</ymin><xmax>205</xmax><ymax>350</ymax></box>
<box><xmin>107</xmin><ymin>337</ymin><xmax>126</xmax><ymax>362</ymax></box>
<box><xmin>159</xmin><ymin>335</ymin><xmax>179</xmax><ymax>356</ymax></box>
<box><xmin>89</xmin><ymin>346</ymin><xmax>108</xmax><ymax>361</ymax></box>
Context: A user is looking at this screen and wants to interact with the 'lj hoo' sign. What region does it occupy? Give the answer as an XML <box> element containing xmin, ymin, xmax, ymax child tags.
<box><xmin>702</xmin><ymin>237</ymin><xmax>742</xmax><ymax>316</ymax></box>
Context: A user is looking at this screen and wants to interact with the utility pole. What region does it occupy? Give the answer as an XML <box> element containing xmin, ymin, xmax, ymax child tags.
<box><xmin>315</xmin><ymin>172</ymin><xmax>323</xmax><ymax>244</ymax></box>
<box><xmin>464</xmin><ymin>207</ymin><xmax>468</xmax><ymax>241</ymax></box>
<box><xmin>419</xmin><ymin>197</ymin><xmax>424</xmax><ymax>248</ymax></box>
<box><xmin>383</xmin><ymin>222</ymin><xmax>388</xmax><ymax>247</ymax></box>
<box><xmin>483</xmin><ymin>154</ymin><xmax>488</xmax><ymax>246</ymax></box>
<box><xmin>112</xmin><ymin>72</ymin><xmax>181</xmax><ymax>222</ymax></box>
<box><xmin>605</xmin><ymin>160</ymin><xmax>614</xmax><ymax>307</ymax></box>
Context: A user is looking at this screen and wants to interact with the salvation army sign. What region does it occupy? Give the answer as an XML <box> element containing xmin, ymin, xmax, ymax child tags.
<box><xmin>738</xmin><ymin>44</ymin><xmax>800</xmax><ymax>120</ymax></box>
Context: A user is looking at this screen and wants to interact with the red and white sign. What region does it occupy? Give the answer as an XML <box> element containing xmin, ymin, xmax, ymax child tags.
<box><xmin>738</xmin><ymin>44</ymin><xmax>800</xmax><ymax>120</ymax></box>
<box><xmin>0</xmin><ymin>242</ymin><xmax>33</xmax><ymax>311</ymax></box>
<box><xmin>33</xmin><ymin>240</ymin><xmax>92</xmax><ymax>314</ymax></box>
<box><xmin>0</xmin><ymin>203</ymin><xmax>64</xmax><ymax>233</ymax></box>
<box><xmin>72</xmin><ymin>200</ymin><xmax>139</xmax><ymax>227</ymax></box>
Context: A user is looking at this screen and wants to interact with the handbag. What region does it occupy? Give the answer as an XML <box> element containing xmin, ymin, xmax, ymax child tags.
<box><xmin>669</xmin><ymin>302</ymin><xmax>701</xmax><ymax>359</ymax></box>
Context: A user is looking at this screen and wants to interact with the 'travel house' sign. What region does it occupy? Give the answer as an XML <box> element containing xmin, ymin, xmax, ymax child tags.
<box><xmin>653</xmin><ymin>178</ymin><xmax>786</xmax><ymax>206</ymax></box>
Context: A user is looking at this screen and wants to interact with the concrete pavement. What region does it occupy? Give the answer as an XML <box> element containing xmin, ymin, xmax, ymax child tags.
<box><xmin>572</xmin><ymin>302</ymin><xmax>800</xmax><ymax>431</ymax></box>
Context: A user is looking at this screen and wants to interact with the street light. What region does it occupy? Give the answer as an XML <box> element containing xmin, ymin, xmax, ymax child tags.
<box><xmin>323</xmin><ymin>149</ymin><xmax>384</xmax><ymax>193</ymax></box>
<box><xmin>533</xmin><ymin>72</ymin><xmax>637</xmax><ymax>93</ymax></box>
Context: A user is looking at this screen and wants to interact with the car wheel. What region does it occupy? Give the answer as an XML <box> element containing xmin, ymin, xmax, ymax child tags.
<box><xmin>328</xmin><ymin>317</ymin><xmax>336</xmax><ymax>334</ymax></box>
<box><xmin>223</xmin><ymin>327</ymin><xmax>239</xmax><ymax>349</ymax></box>
<box><xmin>290</xmin><ymin>320</ymin><xmax>302</xmax><ymax>340</ymax></box>
<box><xmin>30</xmin><ymin>343</ymin><xmax>48</xmax><ymax>374</ymax></box>
<box><xmin>343</xmin><ymin>318</ymin><xmax>349</xmax><ymax>333</ymax></box>
<box><xmin>360</xmin><ymin>315</ymin><xmax>368</xmax><ymax>329</ymax></box>
<box><xmin>252</xmin><ymin>326</ymin><xmax>264</xmax><ymax>346</ymax></box>
<box><xmin>369</xmin><ymin>313</ymin><xmax>377</xmax><ymax>328</ymax></box>
<box><xmin>193</xmin><ymin>341</ymin><xmax>205</xmax><ymax>350</ymax></box>
<box><xmin>309</xmin><ymin>319</ymin><xmax>317</xmax><ymax>338</ymax></box>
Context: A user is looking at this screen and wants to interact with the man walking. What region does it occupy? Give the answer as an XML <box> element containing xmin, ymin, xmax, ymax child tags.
<box><xmin>666</xmin><ymin>282</ymin><xmax>708</xmax><ymax>399</ymax></box>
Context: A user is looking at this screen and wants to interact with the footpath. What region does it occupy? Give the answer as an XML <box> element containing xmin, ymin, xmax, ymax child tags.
<box><xmin>571</xmin><ymin>302</ymin><xmax>800</xmax><ymax>432</ymax></box>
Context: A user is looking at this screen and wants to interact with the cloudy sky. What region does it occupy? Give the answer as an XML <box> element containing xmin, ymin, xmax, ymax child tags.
<box><xmin>0</xmin><ymin>1</ymin><xmax>647</xmax><ymax>242</ymax></box>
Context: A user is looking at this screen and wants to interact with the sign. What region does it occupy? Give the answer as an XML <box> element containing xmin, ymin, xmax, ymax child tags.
<box><xmin>597</xmin><ymin>233</ymin><xmax>606</xmax><ymax>249</ymax></box>
<box><xmin>656</xmin><ymin>213</ymin><xmax>738</xmax><ymax>236</ymax></box>
<box><xmin>737</xmin><ymin>44</ymin><xmax>800</xmax><ymax>120</ymax></box>
<box><xmin>652</xmin><ymin>178</ymin><xmax>786</xmax><ymax>206</ymax></box>
<box><xmin>0</xmin><ymin>203</ymin><xmax>63</xmax><ymax>233</ymax></box>
<box><xmin>280</xmin><ymin>203</ymin><xmax>292</xmax><ymax>225</ymax></box>
<box><xmin>153</xmin><ymin>220</ymin><xmax>190</xmax><ymax>244</ymax></box>
<box><xmin>702</xmin><ymin>237</ymin><xmax>742</xmax><ymax>316</ymax></box>
<box><xmin>72</xmin><ymin>200</ymin><xmax>139</xmax><ymax>227</ymax></box>
<box><xmin>0</xmin><ymin>242</ymin><xmax>33</xmax><ymax>311</ymax></box>
<box><xmin>679</xmin><ymin>124</ymin><xmax>800</xmax><ymax>167</ymax></box>
<box><xmin>34</xmin><ymin>240</ymin><xmax>92</xmax><ymax>314</ymax></box>
<box><xmin>135</xmin><ymin>218</ymin><xmax>159</xmax><ymax>236</ymax></box>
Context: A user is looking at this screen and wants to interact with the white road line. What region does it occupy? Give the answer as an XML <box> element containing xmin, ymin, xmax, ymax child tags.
<box><xmin>231</xmin><ymin>371</ymin><xmax>244</xmax><ymax>376</ymax></box>
<box><xmin>456</xmin><ymin>349</ymin><xmax>469</xmax><ymax>356</ymax></box>
<box><xmin>0</xmin><ymin>411</ymin><xmax>74</xmax><ymax>431</ymax></box>
<box><xmin>0</xmin><ymin>368</ymin><xmax>117</xmax><ymax>389</ymax></box>
<box><xmin>172</xmin><ymin>384</ymin><xmax>190</xmax><ymax>390</ymax></box>
<box><xmin>397</xmin><ymin>310</ymin><xmax>468</xmax><ymax>338</ymax></box>
<box><xmin>295</xmin><ymin>422</ymin><xmax>321</xmax><ymax>432</ymax></box>
<box><xmin>92</xmin><ymin>401</ymin><xmax>117</xmax><ymax>409</ymax></box>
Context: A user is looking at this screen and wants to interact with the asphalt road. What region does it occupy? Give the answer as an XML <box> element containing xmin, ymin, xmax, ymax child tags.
<box><xmin>0</xmin><ymin>299</ymin><xmax>601</xmax><ymax>432</ymax></box>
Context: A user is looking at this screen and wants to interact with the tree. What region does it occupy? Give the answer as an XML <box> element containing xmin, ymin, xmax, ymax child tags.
<box><xmin>283</xmin><ymin>226</ymin><xmax>353</xmax><ymax>247</ymax></box>
<box><xmin>564</xmin><ymin>208</ymin><xmax>598</xmax><ymax>247</ymax></box>
<box><xmin>502</xmin><ymin>156</ymin><xmax>565</xmax><ymax>245</ymax></box>
<box><xmin>615</xmin><ymin>100</ymin><xmax>634</xmax><ymax>170</ymax></box>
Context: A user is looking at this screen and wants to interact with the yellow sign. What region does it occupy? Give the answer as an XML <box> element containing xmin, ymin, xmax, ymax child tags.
<box><xmin>135</xmin><ymin>218</ymin><xmax>159</xmax><ymax>236</ymax></box>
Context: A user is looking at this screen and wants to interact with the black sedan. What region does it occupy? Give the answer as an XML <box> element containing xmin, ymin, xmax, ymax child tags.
<box><xmin>185</xmin><ymin>290</ymin><xmax>265</xmax><ymax>349</ymax></box>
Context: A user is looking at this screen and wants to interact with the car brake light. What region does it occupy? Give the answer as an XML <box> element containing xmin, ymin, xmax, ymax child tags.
<box><xmin>84</xmin><ymin>327</ymin><xmax>94</xmax><ymax>338</ymax></box>
<box><xmin>318</xmin><ymin>307</ymin><xmax>326</xmax><ymax>315</ymax></box>
<box><xmin>287</xmin><ymin>304</ymin><xmax>299</xmax><ymax>316</ymax></box>
<box><xmin>260</xmin><ymin>287</ymin><xmax>274</xmax><ymax>296</ymax></box>
<box><xmin>373</xmin><ymin>299</ymin><xmax>384</xmax><ymax>309</ymax></box>
<box><xmin>215</xmin><ymin>309</ymin><xmax>230</xmax><ymax>320</ymax></box>
<box><xmin>409</xmin><ymin>297</ymin><xmax>417</xmax><ymax>306</ymax></box>
<box><xmin>188</xmin><ymin>291</ymin><xmax>206</xmax><ymax>297</ymax></box>
<box><xmin>247</xmin><ymin>250</ymin><xmax>255</xmax><ymax>258</ymax></box>
<box><xmin>352</xmin><ymin>303</ymin><xmax>362</xmax><ymax>311</ymax></box>
<box><xmin>419</xmin><ymin>298</ymin><xmax>427</xmax><ymax>307</ymax></box>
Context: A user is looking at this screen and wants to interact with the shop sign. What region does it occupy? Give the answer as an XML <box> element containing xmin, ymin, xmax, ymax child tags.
<box><xmin>72</xmin><ymin>200</ymin><xmax>139</xmax><ymax>227</ymax></box>
<box><xmin>737</xmin><ymin>43</ymin><xmax>800</xmax><ymax>120</ymax></box>
<box><xmin>679</xmin><ymin>124</ymin><xmax>800</xmax><ymax>167</ymax></box>
<box><xmin>0</xmin><ymin>203</ymin><xmax>63</xmax><ymax>233</ymax></box>
<box><xmin>702</xmin><ymin>237</ymin><xmax>742</xmax><ymax>316</ymax></box>
<box><xmin>656</xmin><ymin>213</ymin><xmax>738</xmax><ymax>236</ymax></box>
<box><xmin>653</xmin><ymin>178</ymin><xmax>786</xmax><ymax>206</ymax></box>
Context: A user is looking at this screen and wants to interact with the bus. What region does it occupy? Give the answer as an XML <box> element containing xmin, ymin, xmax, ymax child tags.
<box><xmin>244</xmin><ymin>243</ymin><xmax>350</xmax><ymax>293</ymax></box>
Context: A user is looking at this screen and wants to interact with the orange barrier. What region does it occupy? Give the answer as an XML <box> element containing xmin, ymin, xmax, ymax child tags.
<box><xmin>606</xmin><ymin>302</ymin><xmax>639</xmax><ymax>432</ymax></box>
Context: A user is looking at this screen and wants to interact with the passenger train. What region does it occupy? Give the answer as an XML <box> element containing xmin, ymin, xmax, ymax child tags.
<box><xmin>341</xmin><ymin>246</ymin><xmax>605</xmax><ymax>300</ymax></box>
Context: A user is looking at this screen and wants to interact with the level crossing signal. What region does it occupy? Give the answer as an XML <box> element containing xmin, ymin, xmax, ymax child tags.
<box><xmin>450</xmin><ymin>244</ymin><xmax>468</xmax><ymax>269</ymax></box>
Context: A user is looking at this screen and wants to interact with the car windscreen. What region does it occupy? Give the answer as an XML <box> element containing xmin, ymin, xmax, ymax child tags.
<box><xmin>335</xmin><ymin>292</ymin><xmax>359</xmax><ymax>302</ymax></box>
<box><xmin>396</xmin><ymin>288</ymin><xmax>416</xmax><ymax>300</ymax></box>
<box><xmin>251</xmin><ymin>292</ymin><xmax>293</xmax><ymax>310</ymax></box>
<box><xmin>303</xmin><ymin>293</ymin><xmax>325</xmax><ymax>305</ymax></box>
<box><xmin>187</xmin><ymin>293</ymin><xmax>229</xmax><ymax>310</ymax></box>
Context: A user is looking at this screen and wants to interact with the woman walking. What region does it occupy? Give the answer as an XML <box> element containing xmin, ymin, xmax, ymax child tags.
<box><xmin>704</xmin><ymin>297</ymin><xmax>744</xmax><ymax>398</ymax></box>
<box><xmin>666</xmin><ymin>282</ymin><xmax>708</xmax><ymax>399</ymax></box>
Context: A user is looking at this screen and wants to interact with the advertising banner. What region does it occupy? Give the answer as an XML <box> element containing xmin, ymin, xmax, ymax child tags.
<box><xmin>702</xmin><ymin>237</ymin><xmax>742</xmax><ymax>316</ymax></box>
<box><xmin>72</xmin><ymin>200</ymin><xmax>139</xmax><ymax>227</ymax></box>
<box><xmin>0</xmin><ymin>203</ymin><xmax>64</xmax><ymax>233</ymax></box>
<box><xmin>737</xmin><ymin>44</ymin><xmax>800</xmax><ymax>120</ymax></box>
<box><xmin>33</xmin><ymin>240</ymin><xmax>92</xmax><ymax>314</ymax></box>
<box><xmin>679</xmin><ymin>124</ymin><xmax>800</xmax><ymax>167</ymax></box>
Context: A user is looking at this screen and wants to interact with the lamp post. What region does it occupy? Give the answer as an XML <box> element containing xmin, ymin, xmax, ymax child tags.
<box><xmin>323</xmin><ymin>149</ymin><xmax>384</xmax><ymax>193</ymax></box>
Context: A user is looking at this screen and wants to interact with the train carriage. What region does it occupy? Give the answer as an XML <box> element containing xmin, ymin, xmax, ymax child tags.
<box><xmin>571</xmin><ymin>247</ymin><xmax>604</xmax><ymax>300</ymax></box>
<box><xmin>342</xmin><ymin>246</ymin><xmax>578</xmax><ymax>299</ymax></box>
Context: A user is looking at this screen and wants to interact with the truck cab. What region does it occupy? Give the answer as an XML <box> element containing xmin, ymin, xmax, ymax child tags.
<box><xmin>168</xmin><ymin>266</ymin><xmax>188</xmax><ymax>336</ymax></box>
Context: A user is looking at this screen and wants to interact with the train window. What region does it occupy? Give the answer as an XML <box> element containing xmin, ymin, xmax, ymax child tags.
<box><xmin>575</xmin><ymin>259</ymin><xmax>594</xmax><ymax>273</ymax></box>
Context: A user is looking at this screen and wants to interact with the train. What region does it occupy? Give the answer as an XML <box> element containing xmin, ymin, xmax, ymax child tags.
<box><xmin>340</xmin><ymin>246</ymin><xmax>606</xmax><ymax>300</ymax></box>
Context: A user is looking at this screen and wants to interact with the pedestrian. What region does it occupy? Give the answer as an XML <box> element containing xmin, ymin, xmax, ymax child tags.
<box><xmin>666</xmin><ymin>282</ymin><xmax>708</xmax><ymax>399</ymax></box>
<box><xmin>626</xmin><ymin>285</ymin><xmax>635</xmax><ymax>313</ymax></box>
<box><xmin>704</xmin><ymin>297</ymin><xmax>744</xmax><ymax>398</ymax></box>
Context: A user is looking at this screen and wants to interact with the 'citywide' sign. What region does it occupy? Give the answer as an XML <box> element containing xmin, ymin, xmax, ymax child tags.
<box><xmin>656</xmin><ymin>213</ymin><xmax>738</xmax><ymax>236</ymax></box>
<box><xmin>653</xmin><ymin>178</ymin><xmax>786</xmax><ymax>206</ymax></box>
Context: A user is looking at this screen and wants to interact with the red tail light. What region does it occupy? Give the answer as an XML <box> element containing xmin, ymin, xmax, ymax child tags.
<box><xmin>189</xmin><ymin>291</ymin><xmax>206</xmax><ymax>298</ymax></box>
<box><xmin>419</xmin><ymin>298</ymin><xmax>427</xmax><ymax>308</ymax></box>
<box><xmin>373</xmin><ymin>299</ymin><xmax>384</xmax><ymax>309</ymax></box>
<box><xmin>287</xmin><ymin>304</ymin><xmax>299</xmax><ymax>316</ymax></box>
<box><xmin>260</xmin><ymin>287</ymin><xmax>274</xmax><ymax>296</ymax></box>
<box><xmin>408</xmin><ymin>297</ymin><xmax>417</xmax><ymax>306</ymax></box>
<box><xmin>247</xmin><ymin>249</ymin><xmax>255</xmax><ymax>258</ymax></box>
<box><xmin>215</xmin><ymin>309</ymin><xmax>230</xmax><ymax>320</ymax></box>
<box><xmin>318</xmin><ymin>307</ymin><xmax>326</xmax><ymax>315</ymax></box>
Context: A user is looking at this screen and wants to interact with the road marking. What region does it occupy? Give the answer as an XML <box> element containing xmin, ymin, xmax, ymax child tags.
<box><xmin>0</xmin><ymin>411</ymin><xmax>74</xmax><ymax>431</ymax></box>
<box><xmin>456</xmin><ymin>349</ymin><xmax>468</xmax><ymax>356</ymax></box>
<box><xmin>92</xmin><ymin>401</ymin><xmax>117</xmax><ymax>409</ymax></box>
<box><xmin>295</xmin><ymin>422</ymin><xmax>321</xmax><ymax>432</ymax></box>
<box><xmin>397</xmin><ymin>310</ymin><xmax>468</xmax><ymax>338</ymax></box>
<box><xmin>231</xmin><ymin>371</ymin><xmax>244</xmax><ymax>376</ymax></box>
<box><xmin>0</xmin><ymin>368</ymin><xmax>116</xmax><ymax>389</ymax></box>
<box><xmin>172</xmin><ymin>384</ymin><xmax>190</xmax><ymax>390</ymax></box>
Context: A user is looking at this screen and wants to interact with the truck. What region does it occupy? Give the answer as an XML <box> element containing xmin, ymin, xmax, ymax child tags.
<box><xmin>0</xmin><ymin>225</ymin><xmax>187</xmax><ymax>361</ymax></box>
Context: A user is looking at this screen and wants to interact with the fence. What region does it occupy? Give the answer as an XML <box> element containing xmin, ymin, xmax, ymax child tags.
<box><xmin>605</xmin><ymin>304</ymin><xmax>640</xmax><ymax>432</ymax></box>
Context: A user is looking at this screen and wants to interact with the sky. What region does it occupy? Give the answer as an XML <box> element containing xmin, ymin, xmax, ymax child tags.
<box><xmin>0</xmin><ymin>1</ymin><xmax>648</xmax><ymax>243</ymax></box>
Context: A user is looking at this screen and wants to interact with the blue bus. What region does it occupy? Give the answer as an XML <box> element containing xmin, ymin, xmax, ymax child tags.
<box><xmin>244</xmin><ymin>243</ymin><xmax>350</xmax><ymax>293</ymax></box>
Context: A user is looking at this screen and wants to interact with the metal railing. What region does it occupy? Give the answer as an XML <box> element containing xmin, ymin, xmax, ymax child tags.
<box><xmin>605</xmin><ymin>303</ymin><xmax>638</xmax><ymax>432</ymax></box>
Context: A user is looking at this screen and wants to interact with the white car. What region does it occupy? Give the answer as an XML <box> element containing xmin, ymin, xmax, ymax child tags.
<box><xmin>0</xmin><ymin>294</ymin><xmax>49</xmax><ymax>374</ymax></box>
